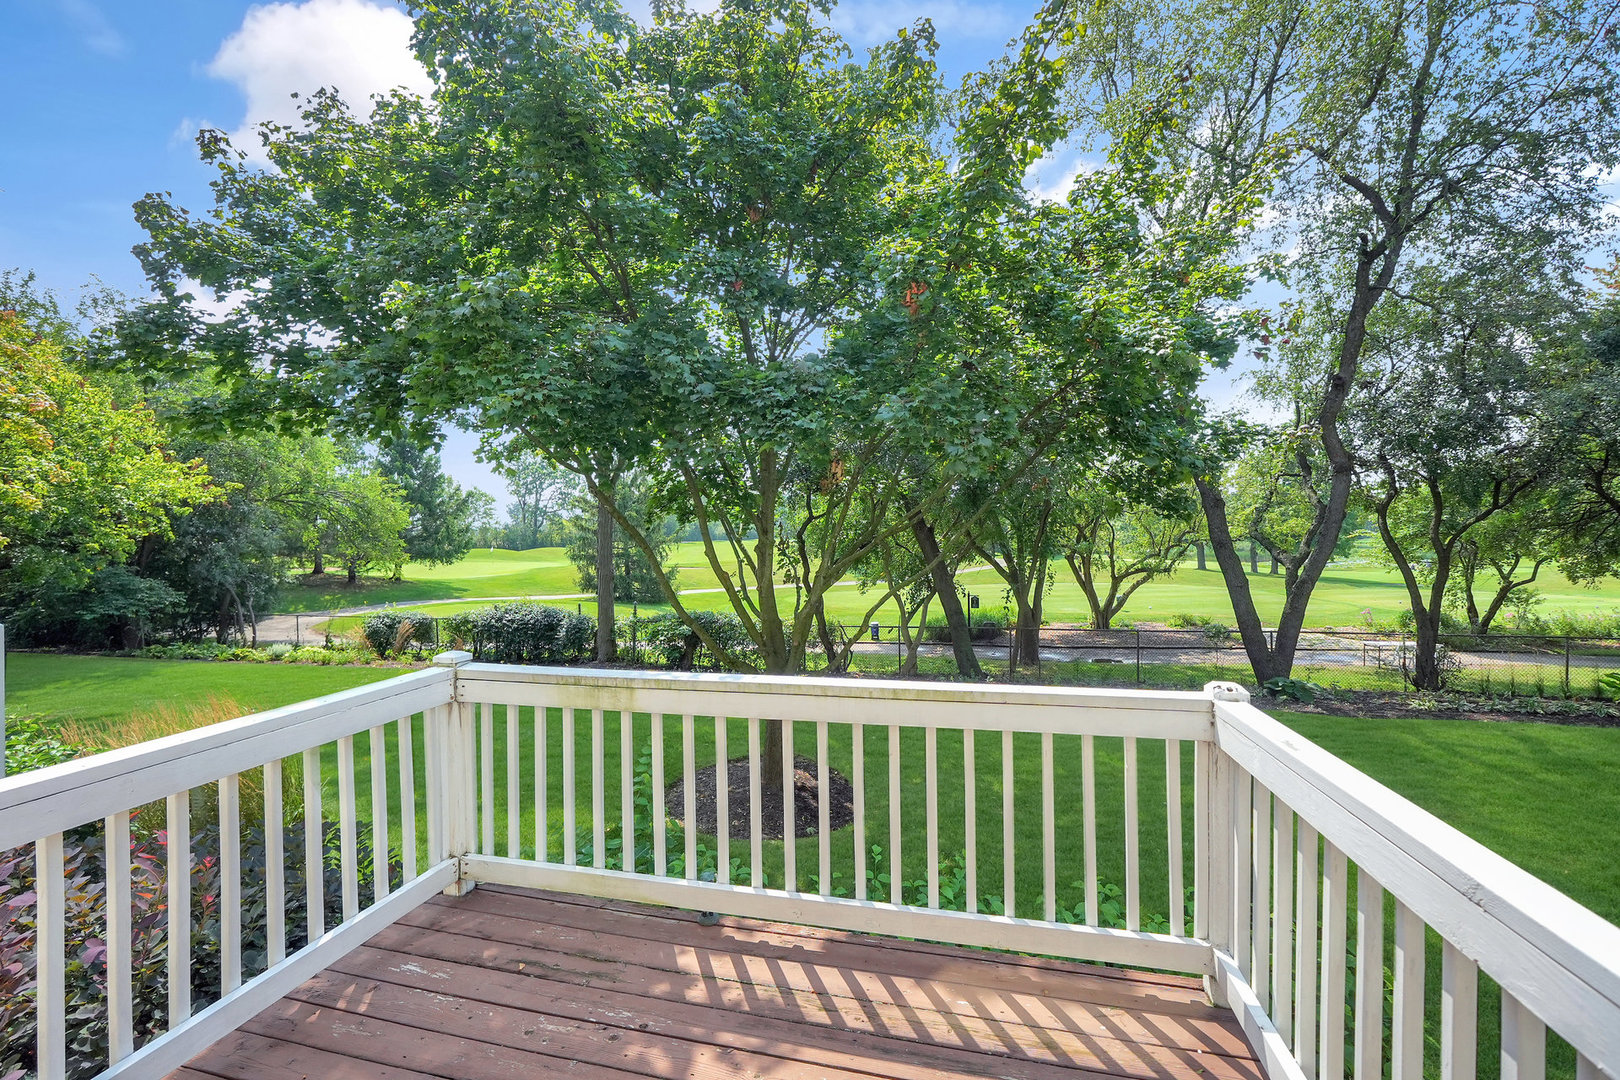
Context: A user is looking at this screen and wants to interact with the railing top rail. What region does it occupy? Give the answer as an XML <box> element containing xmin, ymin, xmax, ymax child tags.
<box><xmin>454</xmin><ymin>663</ymin><xmax>1217</xmax><ymax>740</ymax></box>
<box><xmin>0</xmin><ymin>667</ymin><xmax>453</xmax><ymax>852</ymax></box>
<box><xmin>1214</xmin><ymin>697</ymin><xmax>1620</xmax><ymax>1068</ymax></box>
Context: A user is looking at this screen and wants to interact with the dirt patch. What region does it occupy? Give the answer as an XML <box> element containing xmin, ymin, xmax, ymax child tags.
<box><xmin>665</xmin><ymin>755</ymin><xmax>855</xmax><ymax>841</ymax></box>
<box><xmin>1280</xmin><ymin>689</ymin><xmax>1620</xmax><ymax>727</ymax></box>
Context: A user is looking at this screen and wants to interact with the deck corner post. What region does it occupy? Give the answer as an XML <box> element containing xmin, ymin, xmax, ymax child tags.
<box><xmin>433</xmin><ymin>651</ymin><xmax>477</xmax><ymax>891</ymax></box>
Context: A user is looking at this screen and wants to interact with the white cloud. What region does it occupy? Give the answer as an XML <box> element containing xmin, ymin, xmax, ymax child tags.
<box><xmin>1022</xmin><ymin>144</ymin><xmax>1100</xmax><ymax>205</ymax></box>
<box><xmin>57</xmin><ymin>0</ymin><xmax>126</xmax><ymax>57</ymax></box>
<box><xmin>207</xmin><ymin>0</ymin><xmax>435</xmax><ymax>163</ymax></box>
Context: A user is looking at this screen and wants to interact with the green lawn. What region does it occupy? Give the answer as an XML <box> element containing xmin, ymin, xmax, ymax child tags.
<box><xmin>281</xmin><ymin>544</ymin><xmax>1620</xmax><ymax>632</ymax></box>
<box><xmin>4</xmin><ymin>654</ymin><xmax>405</xmax><ymax>732</ymax></box>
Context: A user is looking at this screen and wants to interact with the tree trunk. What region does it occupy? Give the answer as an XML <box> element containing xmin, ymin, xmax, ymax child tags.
<box><xmin>595</xmin><ymin>487</ymin><xmax>617</xmax><ymax>663</ymax></box>
<box><xmin>313</xmin><ymin>551</ymin><xmax>325</xmax><ymax>576</ymax></box>
<box><xmin>909</xmin><ymin>508</ymin><xmax>981</xmax><ymax>677</ymax></box>
<box><xmin>1410</xmin><ymin>611</ymin><xmax>1444</xmax><ymax>691</ymax></box>
<box><xmin>347</xmin><ymin>565</ymin><xmax>357</xmax><ymax>585</ymax></box>
<box><xmin>1248</xmin><ymin>540</ymin><xmax>1259</xmax><ymax>574</ymax></box>
<box><xmin>1196</xmin><ymin>236</ymin><xmax>1399</xmax><ymax>687</ymax></box>
<box><xmin>1268</xmin><ymin>552</ymin><xmax>1279</xmax><ymax>575</ymax></box>
<box><xmin>1195</xmin><ymin>541</ymin><xmax>1207</xmax><ymax>571</ymax></box>
<box><xmin>1196</xmin><ymin>479</ymin><xmax>1291</xmax><ymax>682</ymax></box>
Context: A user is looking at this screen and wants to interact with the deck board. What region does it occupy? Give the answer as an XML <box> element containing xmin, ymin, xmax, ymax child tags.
<box><xmin>171</xmin><ymin>886</ymin><xmax>1264</xmax><ymax>1080</ymax></box>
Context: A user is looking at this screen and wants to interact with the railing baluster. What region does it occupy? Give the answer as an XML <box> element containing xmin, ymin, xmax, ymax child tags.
<box><xmin>425</xmin><ymin>706</ymin><xmax>444</xmax><ymax>863</ymax></box>
<box><xmin>37</xmin><ymin>831</ymin><xmax>65</xmax><ymax>1080</ymax></box>
<box><xmin>481</xmin><ymin>703</ymin><xmax>495</xmax><ymax>856</ymax></box>
<box><xmin>592</xmin><ymin>708</ymin><xmax>606</xmax><ymax>868</ymax></box>
<box><xmin>747</xmin><ymin>716</ymin><xmax>762</xmax><ymax>888</ymax></box>
<box><xmin>264</xmin><ymin>758</ymin><xmax>285</xmax><ymax>966</ymax></box>
<box><xmin>508</xmin><ymin>704</ymin><xmax>522</xmax><ymax>859</ymax></box>
<box><xmin>1124</xmin><ymin>735</ymin><xmax>1139</xmax><ymax>931</ymax></box>
<box><xmin>652</xmin><ymin>713</ymin><xmax>667</xmax><ymax>875</ymax></box>
<box><xmin>853</xmin><ymin>722</ymin><xmax>867</xmax><ymax>901</ymax></box>
<box><xmin>817</xmin><ymin>719</ymin><xmax>831</xmax><ymax>896</ymax></box>
<box><xmin>336</xmin><ymin>737</ymin><xmax>358</xmax><ymax>923</ymax></box>
<box><xmin>781</xmin><ymin>718</ymin><xmax>796</xmax><ymax>891</ymax></box>
<box><xmin>1041</xmin><ymin>731</ymin><xmax>1056</xmax><ymax>922</ymax></box>
<box><xmin>929</xmin><ymin>725</ymin><xmax>942</xmax><ymax>909</ymax></box>
<box><xmin>715</xmin><ymin>716</ymin><xmax>730</xmax><ymax>885</ymax></box>
<box><xmin>1393</xmin><ymin>900</ymin><xmax>1425</xmax><ymax>1080</ymax></box>
<box><xmin>1297</xmin><ymin>820</ymin><xmax>1320</xmax><ymax>1079</ymax></box>
<box><xmin>535</xmin><ymin>706</ymin><xmax>548</xmax><ymax>863</ymax></box>
<box><xmin>1193</xmin><ymin>740</ymin><xmax>1209</xmax><ymax>940</ymax></box>
<box><xmin>298</xmin><ymin>749</ymin><xmax>323</xmax><ymax>936</ymax></box>
<box><xmin>398</xmin><ymin>716</ymin><xmax>417</xmax><ymax>879</ymax></box>
<box><xmin>1252</xmin><ymin>780</ymin><xmax>1271</xmax><ymax>1009</ymax></box>
<box><xmin>1321</xmin><ymin>841</ymin><xmax>1349</xmax><ymax>1080</ymax></box>
<box><xmin>166</xmin><ymin>791</ymin><xmax>190</xmax><ymax>1026</ymax></box>
<box><xmin>220</xmin><ymin>772</ymin><xmax>242</xmax><ymax>991</ymax></box>
<box><xmin>370</xmin><ymin>725</ymin><xmax>390</xmax><ymax>902</ymax></box>
<box><xmin>963</xmin><ymin>727</ymin><xmax>976</xmax><ymax>914</ymax></box>
<box><xmin>1274</xmin><ymin>800</ymin><xmax>1295</xmax><ymax>1044</ymax></box>
<box><xmin>1233</xmin><ymin>768</ymin><xmax>1253</xmax><ymax>981</ymax></box>
<box><xmin>1166</xmin><ymin>738</ymin><xmax>1184</xmax><ymax>938</ymax></box>
<box><xmin>1083</xmin><ymin>733</ymin><xmax>1097</xmax><ymax>925</ymax></box>
<box><xmin>563</xmin><ymin>707</ymin><xmax>577</xmax><ymax>865</ymax></box>
<box><xmin>1354</xmin><ymin>868</ymin><xmax>1385</xmax><ymax>1080</ymax></box>
<box><xmin>105</xmin><ymin>811</ymin><xmax>133</xmax><ymax>1063</ymax></box>
<box><xmin>890</xmin><ymin>723</ymin><xmax>903</xmax><ymax>904</ymax></box>
<box><xmin>1002</xmin><ymin>728</ymin><xmax>1015</xmax><ymax>915</ymax></box>
<box><xmin>683</xmin><ymin>713</ymin><xmax>698</xmax><ymax>880</ymax></box>
<box><xmin>621</xmin><ymin>712</ymin><xmax>636</xmax><ymax>873</ymax></box>
<box><xmin>1501</xmin><ymin>992</ymin><xmax>1547</xmax><ymax>1080</ymax></box>
<box><xmin>1441</xmin><ymin>940</ymin><xmax>1478</xmax><ymax>1080</ymax></box>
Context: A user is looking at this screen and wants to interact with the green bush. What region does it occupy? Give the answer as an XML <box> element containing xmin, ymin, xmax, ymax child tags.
<box><xmin>441</xmin><ymin>602</ymin><xmax>595</xmax><ymax>664</ymax></box>
<box><xmin>360</xmin><ymin>610</ymin><xmax>436</xmax><ymax>657</ymax></box>
<box><xmin>136</xmin><ymin>642</ymin><xmax>229</xmax><ymax>660</ymax></box>
<box><xmin>921</xmin><ymin>606</ymin><xmax>1007</xmax><ymax>643</ymax></box>
<box><xmin>265</xmin><ymin>643</ymin><xmax>293</xmax><ymax>660</ymax></box>
<box><xmin>0</xmin><ymin>819</ymin><xmax>386</xmax><ymax>1079</ymax></box>
<box><xmin>629</xmin><ymin>610</ymin><xmax>757</xmax><ymax>669</ymax></box>
<box><xmin>282</xmin><ymin>644</ymin><xmax>368</xmax><ymax>665</ymax></box>
<box><xmin>3</xmin><ymin>716</ymin><xmax>81</xmax><ymax>774</ymax></box>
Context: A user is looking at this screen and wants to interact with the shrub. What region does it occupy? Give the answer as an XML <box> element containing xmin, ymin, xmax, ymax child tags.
<box><xmin>265</xmin><ymin>643</ymin><xmax>293</xmax><ymax>660</ymax></box>
<box><xmin>282</xmin><ymin>644</ymin><xmax>367</xmax><ymax>665</ymax></box>
<box><xmin>0</xmin><ymin>819</ymin><xmax>386</xmax><ymax>1079</ymax></box>
<box><xmin>360</xmin><ymin>611</ymin><xmax>436</xmax><ymax>658</ymax></box>
<box><xmin>921</xmin><ymin>606</ymin><xmax>1007</xmax><ymax>644</ymax></box>
<box><xmin>136</xmin><ymin>642</ymin><xmax>228</xmax><ymax>661</ymax></box>
<box><xmin>630</xmin><ymin>611</ymin><xmax>757</xmax><ymax>669</ymax></box>
<box><xmin>2</xmin><ymin>716</ymin><xmax>81</xmax><ymax>774</ymax></box>
<box><xmin>1166</xmin><ymin>613</ymin><xmax>1218</xmax><ymax>630</ymax></box>
<box><xmin>441</xmin><ymin>603</ymin><xmax>595</xmax><ymax>664</ymax></box>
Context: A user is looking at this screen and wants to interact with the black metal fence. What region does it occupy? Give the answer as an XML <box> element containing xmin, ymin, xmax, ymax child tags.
<box><xmin>263</xmin><ymin>611</ymin><xmax>1620</xmax><ymax>699</ymax></box>
<box><xmin>846</xmin><ymin>624</ymin><xmax>1620</xmax><ymax>698</ymax></box>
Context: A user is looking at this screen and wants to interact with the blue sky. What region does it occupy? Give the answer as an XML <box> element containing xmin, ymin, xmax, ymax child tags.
<box><xmin>0</xmin><ymin>0</ymin><xmax>1217</xmax><ymax>503</ymax></box>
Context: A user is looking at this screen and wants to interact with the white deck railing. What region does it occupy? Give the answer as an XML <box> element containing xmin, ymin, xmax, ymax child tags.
<box><xmin>0</xmin><ymin>656</ymin><xmax>1615</xmax><ymax>1079</ymax></box>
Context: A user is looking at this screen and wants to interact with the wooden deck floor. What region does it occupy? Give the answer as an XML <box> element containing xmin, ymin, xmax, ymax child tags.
<box><xmin>167</xmin><ymin>885</ymin><xmax>1265</xmax><ymax>1080</ymax></box>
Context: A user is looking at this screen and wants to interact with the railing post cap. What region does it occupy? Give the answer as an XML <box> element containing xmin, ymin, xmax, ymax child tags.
<box><xmin>433</xmin><ymin>650</ymin><xmax>473</xmax><ymax>668</ymax></box>
<box><xmin>1205</xmin><ymin>681</ymin><xmax>1250</xmax><ymax>702</ymax></box>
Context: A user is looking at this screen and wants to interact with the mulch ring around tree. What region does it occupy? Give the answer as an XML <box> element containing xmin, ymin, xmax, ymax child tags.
<box><xmin>664</xmin><ymin>755</ymin><xmax>855</xmax><ymax>841</ymax></box>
